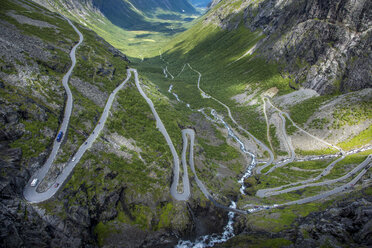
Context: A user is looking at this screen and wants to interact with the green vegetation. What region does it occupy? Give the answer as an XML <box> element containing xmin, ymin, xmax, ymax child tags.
<box><xmin>337</xmin><ymin>126</ymin><xmax>372</xmax><ymax>150</ymax></box>
<box><xmin>243</xmin><ymin>203</ymin><xmax>322</xmax><ymax>233</ymax></box>
<box><xmin>284</xmin><ymin>160</ymin><xmax>332</xmax><ymax>170</ymax></box>
<box><xmin>48</xmin><ymin>0</ymin><xmax>200</xmax><ymax>58</ymax></box>
<box><xmin>321</xmin><ymin>151</ymin><xmax>371</xmax><ymax>180</ymax></box>
<box><xmin>0</xmin><ymin>0</ymin><xmax>77</xmax><ymax>45</ymax></box>
<box><xmin>4</xmin><ymin>1</ymin><xmax>371</xmax><ymax>247</ymax></box>
<box><xmin>289</xmin><ymin>95</ymin><xmax>332</xmax><ymax>126</ymax></box>
<box><xmin>136</xmin><ymin>20</ymin><xmax>295</xmax><ymax>143</ymax></box>
<box><xmin>269</xmin><ymin>124</ymin><xmax>287</xmax><ymax>156</ymax></box>
<box><xmin>295</xmin><ymin>147</ymin><xmax>338</xmax><ymax>156</ymax></box>
<box><xmin>285</xmin><ymin>116</ymin><xmax>297</xmax><ymax>135</ymax></box>
<box><xmin>309</xmin><ymin>117</ymin><xmax>330</xmax><ymax>129</ymax></box>
<box><xmin>331</xmin><ymin>100</ymin><xmax>371</xmax><ymax>129</ymax></box>
<box><xmin>94</xmin><ymin>222</ymin><xmax>117</xmax><ymax>247</ymax></box>
<box><xmin>157</xmin><ymin>203</ymin><xmax>176</xmax><ymax>229</ymax></box>
<box><xmin>107</xmin><ymin>81</ymin><xmax>182</xmax><ymax>161</ymax></box>
<box><xmin>197</xmin><ymin>137</ymin><xmax>240</xmax><ymax>161</ymax></box>
<box><xmin>257</xmin><ymin>164</ymin><xmax>321</xmax><ymax>190</ymax></box>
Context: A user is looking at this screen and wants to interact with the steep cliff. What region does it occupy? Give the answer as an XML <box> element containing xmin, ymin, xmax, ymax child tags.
<box><xmin>204</xmin><ymin>0</ymin><xmax>372</xmax><ymax>94</ymax></box>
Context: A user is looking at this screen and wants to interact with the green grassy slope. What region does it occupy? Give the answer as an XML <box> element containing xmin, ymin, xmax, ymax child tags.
<box><xmin>37</xmin><ymin>0</ymin><xmax>201</xmax><ymax>58</ymax></box>
<box><xmin>136</xmin><ymin>19</ymin><xmax>295</xmax><ymax>145</ymax></box>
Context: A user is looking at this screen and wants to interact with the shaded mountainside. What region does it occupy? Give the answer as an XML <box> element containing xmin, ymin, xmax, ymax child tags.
<box><xmin>203</xmin><ymin>0</ymin><xmax>372</xmax><ymax>94</ymax></box>
<box><xmin>189</xmin><ymin>0</ymin><xmax>212</xmax><ymax>8</ymax></box>
<box><xmin>129</xmin><ymin>0</ymin><xmax>197</xmax><ymax>13</ymax></box>
<box><xmin>34</xmin><ymin>0</ymin><xmax>197</xmax><ymax>31</ymax></box>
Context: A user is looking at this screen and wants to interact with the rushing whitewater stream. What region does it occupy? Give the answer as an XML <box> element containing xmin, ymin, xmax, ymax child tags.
<box><xmin>177</xmin><ymin>108</ymin><xmax>257</xmax><ymax>247</ymax></box>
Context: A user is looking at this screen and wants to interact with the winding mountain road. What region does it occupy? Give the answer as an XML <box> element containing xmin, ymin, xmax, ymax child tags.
<box><xmin>23</xmin><ymin>18</ymin><xmax>83</xmax><ymax>203</ymax></box>
<box><xmin>186</xmin><ymin>64</ymin><xmax>275</xmax><ymax>169</ymax></box>
<box><xmin>23</xmin><ymin>19</ymin><xmax>132</xmax><ymax>203</ymax></box>
<box><xmin>279</xmin><ymin>155</ymin><xmax>372</xmax><ymax>206</ymax></box>
<box><xmin>257</xmin><ymin>154</ymin><xmax>371</xmax><ymax>198</ymax></box>
<box><xmin>24</xmin><ymin>22</ymin><xmax>371</xmax><ymax>219</ymax></box>
<box><xmin>265</xmin><ymin>97</ymin><xmax>344</xmax><ymax>153</ymax></box>
<box><xmin>131</xmin><ymin>69</ymin><xmax>191</xmax><ymax>201</ymax></box>
<box><xmin>161</xmin><ymin>62</ymin><xmax>371</xmax><ymax>213</ymax></box>
<box><xmin>263</xmin><ymin>113</ymin><xmax>295</xmax><ymax>174</ymax></box>
<box><xmin>262</xmin><ymin>96</ymin><xmax>274</xmax><ymax>152</ymax></box>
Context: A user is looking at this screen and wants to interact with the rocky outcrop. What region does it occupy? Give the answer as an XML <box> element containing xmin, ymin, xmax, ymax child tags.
<box><xmin>224</xmin><ymin>191</ymin><xmax>372</xmax><ymax>247</ymax></box>
<box><xmin>206</xmin><ymin>0</ymin><xmax>372</xmax><ymax>95</ymax></box>
<box><xmin>292</xmin><ymin>195</ymin><xmax>372</xmax><ymax>247</ymax></box>
<box><xmin>0</xmin><ymin>107</ymin><xmax>87</xmax><ymax>247</ymax></box>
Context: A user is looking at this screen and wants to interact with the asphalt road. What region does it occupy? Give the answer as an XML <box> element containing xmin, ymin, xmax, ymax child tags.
<box><xmin>257</xmin><ymin>153</ymin><xmax>371</xmax><ymax>198</ymax></box>
<box><xmin>131</xmin><ymin>68</ymin><xmax>191</xmax><ymax>201</ymax></box>
<box><xmin>279</xmin><ymin>154</ymin><xmax>372</xmax><ymax>206</ymax></box>
<box><xmin>183</xmin><ymin>129</ymin><xmax>247</xmax><ymax>214</ymax></box>
<box><xmin>23</xmin><ymin>18</ymin><xmax>133</xmax><ymax>203</ymax></box>
<box><xmin>24</xmin><ymin>32</ymin><xmax>371</xmax><ymax>214</ymax></box>
<box><xmin>23</xmin><ymin>18</ymin><xmax>84</xmax><ymax>203</ymax></box>
<box><xmin>264</xmin><ymin>112</ymin><xmax>295</xmax><ymax>174</ymax></box>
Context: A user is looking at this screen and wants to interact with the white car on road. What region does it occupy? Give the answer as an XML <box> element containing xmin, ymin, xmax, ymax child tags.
<box><xmin>30</xmin><ymin>179</ymin><xmax>38</xmax><ymax>187</ymax></box>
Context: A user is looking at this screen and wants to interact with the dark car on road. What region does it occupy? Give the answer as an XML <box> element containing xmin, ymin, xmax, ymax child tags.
<box><xmin>57</xmin><ymin>131</ymin><xmax>63</xmax><ymax>142</ymax></box>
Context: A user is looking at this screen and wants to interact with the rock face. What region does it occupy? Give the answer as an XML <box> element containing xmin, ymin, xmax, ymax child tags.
<box><xmin>292</xmin><ymin>195</ymin><xmax>372</xmax><ymax>247</ymax></box>
<box><xmin>206</xmin><ymin>0</ymin><xmax>372</xmax><ymax>94</ymax></box>
<box><xmin>0</xmin><ymin>107</ymin><xmax>86</xmax><ymax>247</ymax></box>
<box><xmin>223</xmin><ymin>193</ymin><xmax>372</xmax><ymax>248</ymax></box>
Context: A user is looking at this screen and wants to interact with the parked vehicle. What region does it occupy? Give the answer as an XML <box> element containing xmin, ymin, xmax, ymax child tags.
<box><xmin>31</xmin><ymin>178</ymin><xmax>38</xmax><ymax>187</ymax></box>
<box><xmin>72</xmin><ymin>157</ymin><xmax>76</xmax><ymax>162</ymax></box>
<box><xmin>57</xmin><ymin>131</ymin><xmax>63</xmax><ymax>142</ymax></box>
<box><xmin>54</xmin><ymin>183</ymin><xmax>60</xmax><ymax>188</ymax></box>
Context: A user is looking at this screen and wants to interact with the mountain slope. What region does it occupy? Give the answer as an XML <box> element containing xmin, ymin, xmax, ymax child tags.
<box><xmin>130</xmin><ymin>0</ymin><xmax>197</xmax><ymax>13</ymax></box>
<box><xmin>190</xmin><ymin>0</ymin><xmax>212</xmax><ymax>8</ymax></box>
<box><xmin>2</xmin><ymin>0</ymin><xmax>371</xmax><ymax>247</ymax></box>
<box><xmin>172</xmin><ymin>0</ymin><xmax>372</xmax><ymax>95</ymax></box>
<box><xmin>1</xmin><ymin>1</ymin><xmax>237</xmax><ymax>247</ymax></box>
<box><xmin>32</xmin><ymin>0</ymin><xmax>201</xmax><ymax>57</ymax></box>
<box><xmin>135</xmin><ymin>1</ymin><xmax>372</xmax><ymax>246</ymax></box>
<box><xmin>34</xmin><ymin>0</ymin><xmax>197</xmax><ymax>31</ymax></box>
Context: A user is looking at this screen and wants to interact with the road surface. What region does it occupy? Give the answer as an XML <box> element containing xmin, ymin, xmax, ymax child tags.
<box><xmin>131</xmin><ymin>69</ymin><xmax>191</xmax><ymax>201</ymax></box>
<box><xmin>264</xmin><ymin>112</ymin><xmax>295</xmax><ymax>174</ymax></box>
<box><xmin>23</xmin><ymin>18</ymin><xmax>83</xmax><ymax>203</ymax></box>
<box><xmin>161</xmin><ymin>63</ymin><xmax>372</xmax><ymax>213</ymax></box>
<box><xmin>23</xmin><ymin>18</ymin><xmax>134</xmax><ymax>203</ymax></box>
<box><xmin>262</xmin><ymin>96</ymin><xmax>274</xmax><ymax>152</ymax></box>
<box><xmin>257</xmin><ymin>154</ymin><xmax>371</xmax><ymax>198</ymax></box>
